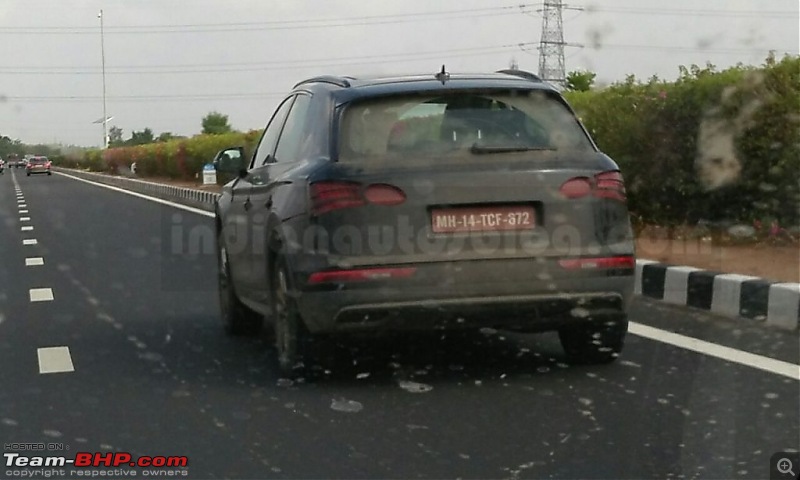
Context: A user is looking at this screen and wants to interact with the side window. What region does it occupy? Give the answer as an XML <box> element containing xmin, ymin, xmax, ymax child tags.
<box><xmin>251</xmin><ymin>96</ymin><xmax>295</xmax><ymax>169</ymax></box>
<box><xmin>273</xmin><ymin>94</ymin><xmax>313</xmax><ymax>163</ymax></box>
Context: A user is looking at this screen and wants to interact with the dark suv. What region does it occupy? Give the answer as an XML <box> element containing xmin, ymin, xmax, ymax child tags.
<box><xmin>214</xmin><ymin>69</ymin><xmax>635</xmax><ymax>374</ymax></box>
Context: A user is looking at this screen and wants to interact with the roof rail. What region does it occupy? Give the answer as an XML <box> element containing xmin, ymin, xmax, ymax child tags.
<box><xmin>495</xmin><ymin>69</ymin><xmax>542</xmax><ymax>82</ymax></box>
<box><xmin>293</xmin><ymin>75</ymin><xmax>351</xmax><ymax>89</ymax></box>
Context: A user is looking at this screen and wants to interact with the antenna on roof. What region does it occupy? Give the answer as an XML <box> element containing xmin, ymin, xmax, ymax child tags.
<box><xmin>435</xmin><ymin>65</ymin><xmax>450</xmax><ymax>85</ymax></box>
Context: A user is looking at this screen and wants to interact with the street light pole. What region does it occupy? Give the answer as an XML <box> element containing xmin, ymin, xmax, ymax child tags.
<box><xmin>98</xmin><ymin>9</ymin><xmax>108</xmax><ymax>149</ymax></box>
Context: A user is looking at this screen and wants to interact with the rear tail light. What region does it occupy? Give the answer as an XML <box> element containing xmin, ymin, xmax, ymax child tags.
<box><xmin>310</xmin><ymin>181</ymin><xmax>363</xmax><ymax>215</ymax></box>
<box><xmin>310</xmin><ymin>181</ymin><xmax>406</xmax><ymax>215</ymax></box>
<box><xmin>558</xmin><ymin>256</ymin><xmax>635</xmax><ymax>270</ymax></box>
<box><xmin>308</xmin><ymin>267</ymin><xmax>417</xmax><ymax>284</ymax></box>
<box><xmin>559</xmin><ymin>170</ymin><xmax>626</xmax><ymax>201</ymax></box>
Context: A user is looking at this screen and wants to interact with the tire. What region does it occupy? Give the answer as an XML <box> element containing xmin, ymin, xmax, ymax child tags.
<box><xmin>217</xmin><ymin>234</ymin><xmax>262</xmax><ymax>336</ymax></box>
<box><xmin>26</xmin><ymin>172</ymin><xmax>30</xmax><ymax>176</ymax></box>
<box><xmin>272</xmin><ymin>256</ymin><xmax>311</xmax><ymax>376</ymax></box>
<box><xmin>558</xmin><ymin>317</ymin><xmax>628</xmax><ymax>365</ymax></box>
<box><xmin>47</xmin><ymin>171</ymin><xmax>52</xmax><ymax>176</ymax></box>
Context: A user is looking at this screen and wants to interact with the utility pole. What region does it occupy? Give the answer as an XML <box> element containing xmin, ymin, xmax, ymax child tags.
<box><xmin>538</xmin><ymin>0</ymin><xmax>582</xmax><ymax>89</ymax></box>
<box><xmin>98</xmin><ymin>9</ymin><xmax>108</xmax><ymax>148</ymax></box>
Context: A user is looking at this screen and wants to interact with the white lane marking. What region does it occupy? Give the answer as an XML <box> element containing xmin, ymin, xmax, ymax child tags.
<box><xmin>55</xmin><ymin>171</ymin><xmax>798</xmax><ymax>379</ymax></box>
<box><xmin>19</xmin><ymin>210</ymin><xmax>29</xmax><ymax>214</ymax></box>
<box><xmin>23</xmin><ymin>239</ymin><xmax>38</xmax><ymax>246</ymax></box>
<box><xmin>29</xmin><ymin>288</ymin><xmax>54</xmax><ymax>302</ymax></box>
<box><xmin>37</xmin><ymin>347</ymin><xmax>75</xmax><ymax>374</ymax></box>
<box><xmin>20</xmin><ymin>216</ymin><xmax>31</xmax><ymax>221</ymax></box>
<box><xmin>56</xmin><ymin>171</ymin><xmax>214</xmax><ymax>218</ymax></box>
<box><xmin>18</xmin><ymin>204</ymin><xmax>27</xmax><ymax>208</ymax></box>
<box><xmin>21</xmin><ymin>226</ymin><xmax>33</xmax><ymax>231</ymax></box>
<box><xmin>25</xmin><ymin>257</ymin><xmax>44</xmax><ymax>266</ymax></box>
<box><xmin>629</xmin><ymin>322</ymin><xmax>800</xmax><ymax>380</ymax></box>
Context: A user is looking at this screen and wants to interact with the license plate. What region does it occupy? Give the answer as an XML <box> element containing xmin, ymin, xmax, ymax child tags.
<box><xmin>431</xmin><ymin>205</ymin><xmax>535</xmax><ymax>233</ymax></box>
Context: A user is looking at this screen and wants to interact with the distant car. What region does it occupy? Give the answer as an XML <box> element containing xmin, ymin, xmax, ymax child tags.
<box><xmin>26</xmin><ymin>156</ymin><xmax>52</xmax><ymax>176</ymax></box>
<box><xmin>213</xmin><ymin>69</ymin><xmax>636</xmax><ymax>375</ymax></box>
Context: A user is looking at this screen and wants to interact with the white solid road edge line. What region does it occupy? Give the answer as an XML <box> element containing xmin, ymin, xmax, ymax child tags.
<box><xmin>55</xmin><ymin>171</ymin><xmax>799</xmax><ymax>380</ymax></box>
<box><xmin>55</xmin><ymin>171</ymin><xmax>214</xmax><ymax>218</ymax></box>
<box><xmin>37</xmin><ymin>346</ymin><xmax>75</xmax><ymax>374</ymax></box>
<box><xmin>629</xmin><ymin>322</ymin><xmax>800</xmax><ymax>380</ymax></box>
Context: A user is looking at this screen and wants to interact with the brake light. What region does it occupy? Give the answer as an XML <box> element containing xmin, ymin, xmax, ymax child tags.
<box><xmin>310</xmin><ymin>181</ymin><xmax>364</xmax><ymax>215</ymax></box>
<box><xmin>310</xmin><ymin>181</ymin><xmax>406</xmax><ymax>215</ymax></box>
<box><xmin>559</xmin><ymin>170</ymin><xmax>626</xmax><ymax>201</ymax></box>
<box><xmin>593</xmin><ymin>171</ymin><xmax>626</xmax><ymax>201</ymax></box>
<box><xmin>308</xmin><ymin>267</ymin><xmax>417</xmax><ymax>284</ymax></box>
<box><xmin>558</xmin><ymin>256</ymin><xmax>635</xmax><ymax>270</ymax></box>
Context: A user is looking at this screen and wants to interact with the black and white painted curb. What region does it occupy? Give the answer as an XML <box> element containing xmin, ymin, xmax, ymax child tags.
<box><xmin>53</xmin><ymin>168</ymin><xmax>800</xmax><ymax>330</ymax></box>
<box><xmin>54</xmin><ymin>167</ymin><xmax>221</xmax><ymax>213</ymax></box>
<box><xmin>636</xmin><ymin>259</ymin><xmax>800</xmax><ymax>330</ymax></box>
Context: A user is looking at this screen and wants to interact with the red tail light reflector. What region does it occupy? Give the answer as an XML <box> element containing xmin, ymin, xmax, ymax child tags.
<box><xmin>558</xmin><ymin>256</ymin><xmax>635</xmax><ymax>270</ymax></box>
<box><xmin>364</xmin><ymin>184</ymin><xmax>406</xmax><ymax>206</ymax></box>
<box><xmin>559</xmin><ymin>177</ymin><xmax>592</xmax><ymax>199</ymax></box>
<box><xmin>308</xmin><ymin>267</ymin><xmax>417</xmax><ymax>284</ymax></box>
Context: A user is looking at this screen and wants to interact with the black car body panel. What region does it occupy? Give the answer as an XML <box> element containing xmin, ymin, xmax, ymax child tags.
<box><xmin>215</xmin><ymin>71</ymin><xmax>635</xmax><ymax>340</ymax></box>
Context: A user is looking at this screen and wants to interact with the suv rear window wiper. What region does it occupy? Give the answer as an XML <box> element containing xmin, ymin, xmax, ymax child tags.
<box><xmin>469</xmin><ymin>144</ymin><xmax>556</xmax><ymax>155</ymax></box>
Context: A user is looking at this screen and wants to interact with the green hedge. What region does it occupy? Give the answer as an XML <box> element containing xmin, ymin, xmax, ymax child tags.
<box><xmin>565</xmin><ymin>54</ymin><xmax>800</xmax><ymax>227</ymax></box>
<box><xmin>55</xmin><ymin>130</ymin><xmax>262</xmax><ymax>182</ymax></box>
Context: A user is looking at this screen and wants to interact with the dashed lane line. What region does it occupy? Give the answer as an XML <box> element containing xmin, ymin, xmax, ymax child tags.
<box><xmin>22</xmin><ymin>239</ymin><xmax>38</xmax><ymax>246</ymax></box>
<box><xmin>20</xmin><ymin>226</ymin><xmax>33</xmax><ymax>232</ymax></box>
<box><xmin>37</xmin><ymin>347</ymin><xmax>75</xmax><ymax>374</ymax></box>
<box><xmin>25</xmin><ymin>257</ymin><xmax>44</xmax><ymax>266</ymax></box>
<box><xmin>29</xmin><ymin>288</ymin><xmax>54</xmax><ymax>302</ymax></box>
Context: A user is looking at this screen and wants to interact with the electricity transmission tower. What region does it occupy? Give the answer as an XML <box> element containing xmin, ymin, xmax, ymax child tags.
<box><xmin>538</xmin><ymin>0</ymin><xmax>582</xmax><ymax>89</ymax></box>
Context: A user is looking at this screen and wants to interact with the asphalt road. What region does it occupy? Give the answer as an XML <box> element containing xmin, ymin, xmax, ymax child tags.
<box><xmin>1</xmin><ymin>169</ymin><xmax>798</xmax><ymax>480</ymax></box>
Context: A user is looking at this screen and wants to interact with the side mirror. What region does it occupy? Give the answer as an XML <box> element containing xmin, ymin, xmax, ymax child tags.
<box><xmin>213</xmin><ymin>147</ymin><xmax>247</xmax><ymax>177</ymax></box>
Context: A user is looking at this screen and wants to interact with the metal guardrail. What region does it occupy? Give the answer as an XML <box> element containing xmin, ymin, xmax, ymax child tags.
<box><xmin>53</xmin><ymin>167</ymin><xmax>221</xmax><ymax>213</ymax></box>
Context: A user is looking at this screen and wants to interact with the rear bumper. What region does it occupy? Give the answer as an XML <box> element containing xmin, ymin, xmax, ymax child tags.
<box><xmin>294</xmin><ymin>260</ymin><xmax>634</xmax><ymax>334</ymax></box>
<box><xmin>27</xmin><ymin>169</ymin><xmax>50</xmax><ymax>174</ymax></box>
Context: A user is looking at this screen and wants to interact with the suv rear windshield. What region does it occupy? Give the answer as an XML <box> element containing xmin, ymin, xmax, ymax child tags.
<box><xmin>338</xmin><ymin>90</ymin><xmax>593</xmax><ymax>163</ymax></box>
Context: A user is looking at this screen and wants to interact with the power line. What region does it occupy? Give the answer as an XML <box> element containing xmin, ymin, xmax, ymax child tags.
<box><xmin>584</xmin><ymin>6</ymin><xmax>796</xmax><ymax>18</ymax></box>
<box><xmin>0</xmin><ymin>4</ymin><xmax>539</xmax><ymax>34</ymax></box>
<box><xmin>0</xmin><ymin>42</ymin><xmax>537</xmax><ymax>75</ymax></box>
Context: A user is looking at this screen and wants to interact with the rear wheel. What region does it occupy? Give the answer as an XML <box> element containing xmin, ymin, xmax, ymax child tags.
<box><xmin>558</xmin><ymin>317</ymin><xmax>627</xmax><ymax>365</ymax></box>
<box><xmin>272</xmin><ymin>256</ymin><xmax>311</xmax><ymax>376</ymax></box>
<box><xmin>217</xmin><ymin>235</ymin><xmax>261</xmax><ymax>336</ymax></box>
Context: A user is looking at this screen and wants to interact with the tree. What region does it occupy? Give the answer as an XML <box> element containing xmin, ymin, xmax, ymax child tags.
<box><xmin>128</xmin><ymin>128</ymin><xmax>154</xmax><ymax>146</ymax></box>
<box><xmin>566</xmin><ymin>70</ymin><xmax>597</xmax><ymax>92</ymax></box>
<box><xmin>108</xmin><ymin>126</ymin><xmax>124</xmax><ymax>147</ymax></box>
<box><xmin>202</xmin><ymin>111</ymin><xmax>232</xmax><ymax>135</ymax></box>
<box><xmin>156</xmin><ymin>132</ymin><xmax>175</xmax><ymax>143</ymax></box>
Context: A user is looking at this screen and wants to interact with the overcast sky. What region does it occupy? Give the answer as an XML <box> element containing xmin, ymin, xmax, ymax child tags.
<box><xmin>0</xmin><ymin>0</ymin><xmax>797</xmax><ymax>147</ymax></box>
